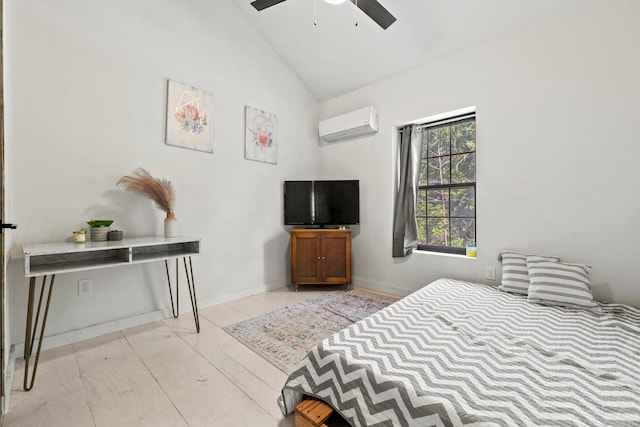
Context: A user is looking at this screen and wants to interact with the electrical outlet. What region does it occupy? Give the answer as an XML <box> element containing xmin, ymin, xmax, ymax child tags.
<box><xmin>486</xmin><ymin>266</ymin><xmax>496</xmax><ymax>281</ymax></box>
<box><xmin>78</xmin><ymin>278</ymin><xmax>92</xmax><ymax>296</ymax></box>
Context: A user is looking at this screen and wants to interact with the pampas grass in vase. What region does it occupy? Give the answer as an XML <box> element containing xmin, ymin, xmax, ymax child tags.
<box><xmin>117</xmin><ymin>168</ymin><xmax>177</xmax><ymax>238</ymax></box>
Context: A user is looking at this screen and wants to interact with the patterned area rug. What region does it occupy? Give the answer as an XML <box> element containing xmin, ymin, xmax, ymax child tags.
<box><xmin>223</xmin><ymin>289</ymin><xmax>399</xmax><ymax>374</ymax></box>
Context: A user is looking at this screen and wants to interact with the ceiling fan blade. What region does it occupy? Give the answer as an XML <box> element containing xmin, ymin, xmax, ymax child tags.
<box><xmin>251</xmin><ymin>0</ymin><xmax>288</xmax><ymax>11</ymax></box>
<box><xmin>351</xmin><ymin>0</ymin><xmax>396</xmax><ymax>30</ymax></box>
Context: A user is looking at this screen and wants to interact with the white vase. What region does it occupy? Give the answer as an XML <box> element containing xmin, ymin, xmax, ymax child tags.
<box><xmin>164</xmin><ymin>212</ymin><xmax>177</xmax><ymax>238</ymax></box>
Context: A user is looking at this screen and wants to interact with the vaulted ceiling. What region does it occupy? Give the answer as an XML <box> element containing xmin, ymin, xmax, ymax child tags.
<box><xmin>234</xmin><ymin>0</ymin><xmax>593</xmax><ymax>101</ymax></box>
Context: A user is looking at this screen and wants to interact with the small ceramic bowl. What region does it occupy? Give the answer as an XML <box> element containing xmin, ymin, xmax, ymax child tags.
<box><xmin>108</xmin><ymin>230</ymin><xmax>123</xmax><ymax>241</ymax></box>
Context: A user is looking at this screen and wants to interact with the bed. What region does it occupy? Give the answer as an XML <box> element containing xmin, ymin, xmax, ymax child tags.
<box><xmin>280</xmin><ymin>278</ymin><xmax>640</xmax><ymax>426</ymax></box>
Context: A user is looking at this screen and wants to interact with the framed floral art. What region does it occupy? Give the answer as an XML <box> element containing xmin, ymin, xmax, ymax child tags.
<box><xmin>245</xmin><ymin>106</ymin><xmax>278</xmax><ymax>164</ymax></box>
<box><xmin>165</xmin><ymin>79</ymin><xmax>214</xmax><ymax>153</ymax></box>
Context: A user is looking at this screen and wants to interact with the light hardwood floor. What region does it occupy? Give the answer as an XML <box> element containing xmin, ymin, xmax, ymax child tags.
<box><xmin>5</xmin><ymin>285</ymin><xmax>342</xmax><ymax>427</ymax></box>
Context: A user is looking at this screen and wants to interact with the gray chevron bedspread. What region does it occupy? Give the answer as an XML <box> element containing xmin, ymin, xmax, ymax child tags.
<box><xmin>280</xmin><ymin>278</ymin><xmax>640</xmax><ymax>426</ymax></box>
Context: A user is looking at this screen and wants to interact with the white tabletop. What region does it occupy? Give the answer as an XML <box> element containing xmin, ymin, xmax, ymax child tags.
<box><xmin>23</xmin><ymin>236</ymin><xmax>201</xmax><ymax>277</ymax></box>
<box><xmin>23</xmin><ymin>236</ymin><xmax>200</xmax><ymax>256</ymax></box>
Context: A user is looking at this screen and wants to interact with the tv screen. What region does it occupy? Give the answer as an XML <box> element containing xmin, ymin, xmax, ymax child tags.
<box><xmin>314</xmin><ymin>180</ymin><xmax>359</xmax><ymax>225</ymax></box>
<box><xmin>283</xmin><ymin>181</ymin><xmax>313</xmax><ymax>225</ymax></box>
<box><xmin>283</xmin><ymin>180</ymin><xmax>359</xmax><ymax>226</ymax></box>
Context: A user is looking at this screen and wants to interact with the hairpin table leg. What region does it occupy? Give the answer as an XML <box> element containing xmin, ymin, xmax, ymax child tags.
<box><xmin>165</xmin><ymin>259</ymin><xmax>179</xmax><ymax>318</ymax></box>
<box><xmin>183</xmin><ymin>256</ymin><xmax>200</xmax><ymax>333</ymax></box>
<box><xmin>23</xmin><ymin>275</ymin><xmax>56</xmax><ymax>391</ymax></box>
<box><xmin>165</xmin><ymin>257</ymin><xmax>200</xmax><ymax>332</ymax></box>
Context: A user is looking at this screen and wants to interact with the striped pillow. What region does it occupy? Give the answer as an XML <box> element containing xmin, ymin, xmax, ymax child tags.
<box><xmin>498</xmin><ymin>250</ymin><xmax>560</xmax><ymax>295</ymax></box>
<box><xmin>526</xmin><ymin>256</ymin><xmax>598</xmax><ymax>310</ymax></box>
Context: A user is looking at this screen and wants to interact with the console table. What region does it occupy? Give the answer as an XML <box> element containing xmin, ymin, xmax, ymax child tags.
<box><xmin>22</xmin><ymin>236</ymin><xmax>201</xmax><ymax>391</ymax></box>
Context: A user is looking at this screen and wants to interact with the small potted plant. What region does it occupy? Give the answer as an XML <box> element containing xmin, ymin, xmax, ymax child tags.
<box><xmin>87</xmin><ymin>219</ymin><xmax>113</xmax><ymax>242</ymax></box>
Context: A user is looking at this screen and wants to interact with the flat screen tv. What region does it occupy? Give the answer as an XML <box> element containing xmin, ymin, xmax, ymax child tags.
<box><xmin>284</xmin><ymin>180</ymin><xmax>359</xmax><ymax>226</ymax></box>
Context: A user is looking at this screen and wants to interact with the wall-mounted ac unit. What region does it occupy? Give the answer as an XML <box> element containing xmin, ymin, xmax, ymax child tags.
<box><xmin>319</xmin><ymin>106</ymin><xmax>378</xmax><ymax>142</ymax></box>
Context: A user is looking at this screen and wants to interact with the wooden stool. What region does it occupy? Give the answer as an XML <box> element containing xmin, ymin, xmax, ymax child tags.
<box><xmin>295</xmin><ymin>397</ymin><xmax>334</xmax><ymax>427</ymax></box>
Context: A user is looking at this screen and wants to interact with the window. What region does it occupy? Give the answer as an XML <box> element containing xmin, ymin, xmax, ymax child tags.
<box><xmin>416</xmin><ymin>115</ymin><xmax>476</xmax><ymax>254</ymax></box>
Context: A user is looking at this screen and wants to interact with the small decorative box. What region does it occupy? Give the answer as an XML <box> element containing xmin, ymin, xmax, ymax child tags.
<box><xmin>108</xmin><ymin>230</ymin><xmax>123</xmax><ymax>241</ymax></box>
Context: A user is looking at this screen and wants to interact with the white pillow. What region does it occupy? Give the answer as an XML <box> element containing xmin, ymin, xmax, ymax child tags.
<box><xmin>526</xmin><ymin>256</ymin><xmax>598</xmax><ymax>310</ymax></box>
<box><xmin>498</xmin><ymin>250</ymin><xmax>559</xmax><ymax>295</ymax></box>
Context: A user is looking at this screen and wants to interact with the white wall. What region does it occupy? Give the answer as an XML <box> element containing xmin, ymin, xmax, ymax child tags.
<box><xmin>4</xmin><ymin>0</ymin><xmax>320</xmax><ymax>345</ymax></box>
<box><xmin>5</xmin><ymin>0</ymin><xmax>640</xmax><ymax>354</ymax></box>
<box><xmin>318</xmin><ymin>0</ymin><xmax>640</xmax><ymax>306</ymax></box>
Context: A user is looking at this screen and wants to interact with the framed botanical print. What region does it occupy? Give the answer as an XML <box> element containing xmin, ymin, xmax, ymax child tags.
<box><xmin>165</xmin><ymin>79</ymin><xmax>214</xmax><ymax>153</ymax></box>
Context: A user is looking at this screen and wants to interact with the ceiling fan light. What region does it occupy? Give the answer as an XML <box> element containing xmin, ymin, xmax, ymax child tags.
<box><xmin>324</xmin><ymin>0</ymin><xmax>347</xmax><ymax>5</ymax></box>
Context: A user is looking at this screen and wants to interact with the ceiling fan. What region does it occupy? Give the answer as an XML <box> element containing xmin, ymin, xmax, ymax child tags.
<box><xmin>250</xmin><ymin>0</ymin><xmax>396</xmax><ymax>30</ymax></box>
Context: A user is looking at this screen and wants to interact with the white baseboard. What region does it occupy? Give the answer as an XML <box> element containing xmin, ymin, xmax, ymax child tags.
<box><xmin>12</xmin><ymin>279</ymin><xmax>288</xmax><ymax>358</ymax></box>
<box><xmin>12</xmin><ymin>309</ymin><xmax>167</xmax><ymax>358</ymax></box>
<box><xmin>197</xmin><ymin>280</ymin><xmax>287</xmax><ymax>307</ymax></box>
<box><xmin>352</xmin><ymin>276</ymin><xmax>413</xmax><ymax>297</ymax></box>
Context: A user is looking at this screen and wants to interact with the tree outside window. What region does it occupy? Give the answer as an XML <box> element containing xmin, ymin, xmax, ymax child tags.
<box><xmin>416</xmin><ymin>117</ymin><xmax>476</xmax><ymax>254</ymax></box>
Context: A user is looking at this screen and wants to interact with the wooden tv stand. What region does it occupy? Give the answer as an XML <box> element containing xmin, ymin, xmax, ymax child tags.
<box><xmin>289</xmin><ymin>228</ymin><xmax>351</xmax><ymax>291</ymax></box>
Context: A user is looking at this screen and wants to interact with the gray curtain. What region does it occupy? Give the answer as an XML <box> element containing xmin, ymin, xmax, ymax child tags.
<box><xmin>392</xmin><ymin>124</ymin><xmax>422</xmax><ymax>257</ymax></box>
